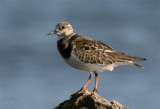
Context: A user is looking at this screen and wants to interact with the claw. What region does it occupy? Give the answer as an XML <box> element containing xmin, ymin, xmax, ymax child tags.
<box><xmin>71</xmin><ymin>87</ymin><xmax>86</xmax><ymax>96</ymax></box>
<box><xmin>92</xmin><ymin>88</ymin><xmax>98</xmax><ymax>93</ymax></box>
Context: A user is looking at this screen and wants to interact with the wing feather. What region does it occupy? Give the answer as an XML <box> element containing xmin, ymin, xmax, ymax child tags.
<box><xmin>72</xmin><ymin>39</ymin><xmax>116</xmax><ymax>64</ymax></box>
<box><xmin>70</xmin><ymin>34</ymin><xmax>145</xmax><ymax>67</ymax></box>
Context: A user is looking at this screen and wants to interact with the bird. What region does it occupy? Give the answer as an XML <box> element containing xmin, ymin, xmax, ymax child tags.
<box><xmin>47</xmin><ymin>22</ymin><xmax>146</xmax><ymax>94</ymax></box>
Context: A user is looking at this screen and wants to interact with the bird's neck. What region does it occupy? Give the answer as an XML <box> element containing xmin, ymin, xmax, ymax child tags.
<box><xmin>57</xmin><ymin>35</ymin><xmax>75</xmax><ymax>59</ymax></box>
<box><xmin>57</xmin><ymin>33</ymin><xmax>76</xmax><ymax>50</ymax></box>
<box><xmin>57</xmin><ymin>32</ymin><xmax>75</xmax><ymax>41</ymax></box>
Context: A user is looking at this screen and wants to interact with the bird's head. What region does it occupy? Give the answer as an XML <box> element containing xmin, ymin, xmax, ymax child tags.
<box><xmin>47</xmin><ymin>22</ymin><xmax>74</xmax><ymax>39</ymax></box>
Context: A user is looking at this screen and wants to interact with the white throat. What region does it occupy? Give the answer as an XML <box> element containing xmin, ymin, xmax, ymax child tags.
<box><xmin>57</xmin><ymin>35</ymin><xmax>64</xmax><ymax>40</ymax></box>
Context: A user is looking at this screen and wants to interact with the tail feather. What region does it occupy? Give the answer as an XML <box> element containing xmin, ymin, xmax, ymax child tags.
<box><xmin>132</xmin><ymin>57</ymin><xmax>146</xmax><ymax>61</ymax></box>
<box><xmin>133</xmin><ymin>62</ymin><xmax>144</xmax><ymax>69</ymax></box>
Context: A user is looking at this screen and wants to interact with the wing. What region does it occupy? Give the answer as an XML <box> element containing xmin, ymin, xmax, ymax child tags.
<box><xmin>72</xmin><ymin>38</ymin><xmax>145</xmax><ymax>65</ymax></box>
<box><xmin>68</xmin><ymin>34</ymin><xmax>145</xmax><ymax>68</ymax></box>
<box><xmin>72</xmin><ymin>39</ymin><xmax>117</xmax><ymax>65</ymax></box>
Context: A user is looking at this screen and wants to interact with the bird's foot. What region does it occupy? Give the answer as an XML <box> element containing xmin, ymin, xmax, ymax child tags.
<box><xmin>71</xmin><ymin>87</ymin><xmax>86</xmax><ymax>96</ymax></box>
<box><xmin>92</xmin><ymin>88</ymin><xmax>98</xmax><ymax>94</ymax></box>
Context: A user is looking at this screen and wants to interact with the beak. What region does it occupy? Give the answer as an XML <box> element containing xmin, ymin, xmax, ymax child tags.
<box><xmin>47</xmin><ymin>30</ymin><xmax>56</xmax><ymax>35</ymax></box>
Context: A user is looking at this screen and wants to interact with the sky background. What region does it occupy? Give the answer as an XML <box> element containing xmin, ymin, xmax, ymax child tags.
<box><xmin>0</xmin><ymin>0</ymin><xmax>160</xmax><ymax>109</ymax></box>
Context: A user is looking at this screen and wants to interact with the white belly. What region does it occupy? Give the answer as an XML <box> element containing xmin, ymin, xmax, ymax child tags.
<box><xmin>64</xmin><ymin>54</ymin><xmax>114</xmax><ymax>72</ymax></box>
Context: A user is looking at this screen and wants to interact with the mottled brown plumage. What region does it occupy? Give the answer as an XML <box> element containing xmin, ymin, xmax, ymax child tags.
<box><xmin>47</xmin><ymin>22</ymin><xmax>146</xmax><ymax>94</ymax></box>
<box><xmin>62</xmin><ymin>33</ymin><xmax>146</xmax><ymax>68</ymax></box>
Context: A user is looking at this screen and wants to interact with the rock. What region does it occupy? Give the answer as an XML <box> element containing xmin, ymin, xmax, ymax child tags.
<box><xmin>55</xmin><ymin>89</ymin><xmax>128</xmax><ymax>109</ymax></box>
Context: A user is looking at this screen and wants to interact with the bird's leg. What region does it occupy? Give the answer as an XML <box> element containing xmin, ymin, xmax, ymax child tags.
<box><xmin>80</xmin><ymin>72</ymin><xmax>93</xmax><ymax>91</ymax></box>
<box><xmin>92</xmin><ymin>71</ymin><xmax>99</xmax><ymax>93</ymax></box>
<box><xmin>73</xmin><ymin>72</ymin><xmax>93</xmax><ymax>95</ymax></box>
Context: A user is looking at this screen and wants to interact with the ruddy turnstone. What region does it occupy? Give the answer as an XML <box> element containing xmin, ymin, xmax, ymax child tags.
<box><xmin>47</xmin><ymin>22</ymin><xmax>146</xmax><ymax>94</ymax></box>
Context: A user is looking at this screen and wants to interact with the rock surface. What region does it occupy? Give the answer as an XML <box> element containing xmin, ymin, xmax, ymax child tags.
<box><xmin>55</xmin><ymin>89</ymin><xmax>128</xmax><ymax>109</ymax></box>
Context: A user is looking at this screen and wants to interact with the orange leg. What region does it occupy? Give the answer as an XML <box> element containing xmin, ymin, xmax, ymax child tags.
<box><xmin>92</xmin><ymin>71</ymin><xmax>99</xmax><ymax>93</ymax></box>
<box><xmin>73</xmin><ymin>72</ymin><xmax>93</xmax><ymax>94</ymax></box>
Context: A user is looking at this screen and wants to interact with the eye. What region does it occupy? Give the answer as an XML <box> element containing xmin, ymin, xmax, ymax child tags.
<box><xmin>61</xmin><ymin>26</ymin><xmax>65</xmax><ymax>29</ymax></box>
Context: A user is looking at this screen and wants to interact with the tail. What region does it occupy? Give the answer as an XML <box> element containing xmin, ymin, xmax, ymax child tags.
<box><xmin>132</xmin><ymin>56</ymin><xmax>147</xmax><ymax>61</ymax></box>
<box><xmin>132</xmin><ymin>62</ymin><xmax>144</xmax><ymax>69</ymax></box>
<box><xmin>128</xmin><ymin>57</ymin><xmax>146</xmax><ymax>68</ymax></box>
<box><xmin>132</xmin><ymin>57</ymin><xmax>146</xmax><ymax>69</ymax></box>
